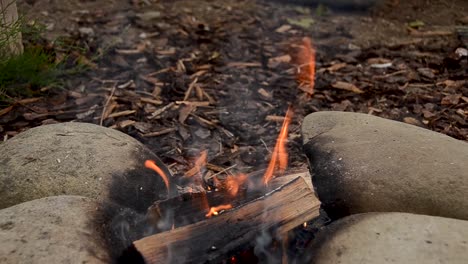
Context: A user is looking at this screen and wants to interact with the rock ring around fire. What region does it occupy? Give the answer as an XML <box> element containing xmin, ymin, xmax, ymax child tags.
<box><xmin>0</xmin><ymin>122</ymin><xmax>171</xmax><ymax>211</ymax></box>
<box><xmin>303</xmin><ymin>212</ymin><xmax>468</xmax><ymax>264</ymax></box>
<box><xmin>302</xmin><ymin>111</ymin><xmax>468</xmax><ymax>220</ymax></box>
<box><xmin>0</xmin><ymin>196</ymin><xmax>112</xmax><ymax>263</ymax></box>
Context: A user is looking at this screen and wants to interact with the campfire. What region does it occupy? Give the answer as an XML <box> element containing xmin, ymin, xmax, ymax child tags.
<box><xmin>112</xmin><ymin>39</ymin><xmax>321</xmax><ymax>262</ymax></box>
<box><xmin>2</xmin><ymin>0</ymin><xmax>466</xmax><ymax>263</ymax></box>
<box><xmin>120</xmin><ymin>104</ymin><xmax>320</xmax><ymax>263</ymax></box>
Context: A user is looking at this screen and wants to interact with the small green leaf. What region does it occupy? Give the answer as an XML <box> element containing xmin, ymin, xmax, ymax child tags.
<box><xmin>287</xmin><ymin>17</ymin><xmax>315</xmax><ymax>29</ymax></box>
<box><xmin>408</xmin><ymin>20</ymin><xmax>425</xmax><ymax>28</ymax></box>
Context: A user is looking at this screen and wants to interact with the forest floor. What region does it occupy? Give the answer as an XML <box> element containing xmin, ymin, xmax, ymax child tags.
<box><xmin>2</xmin><ymin>0</ymin><xmax>467</xmax><ymax>177</ymax></box>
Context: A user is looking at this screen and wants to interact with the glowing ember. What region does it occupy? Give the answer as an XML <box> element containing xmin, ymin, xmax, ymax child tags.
<box><xmin>145</xmin><ymin>160</ymin><xmax>170</xmax><ymax>192</ymax></box>
<box><xmin>263</xmin><ymin>107</ymin><xmax>293</xmax><ymax>185</ymax></box>
<box><xmin>225</xmin><ymin>173</ymin><xmax>248</xmax><ymax>197</ymax></box>
<box><xmin>205</xmin><ymin>204</ymin><xmax>233</xmax><ymax>218</ymax></box>
<box><xmin>298</xmin><ymin>37</ymin><xmax>316</xmax><ymax>95</ymax></box>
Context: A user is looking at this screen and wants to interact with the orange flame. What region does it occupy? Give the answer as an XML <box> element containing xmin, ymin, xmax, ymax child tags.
<box><xmin>205</xmin><ymin>204</ymin><xmax>233</xmax><ymax>218</ymax></box>
<box><xmin>298</xmin><ymin>37</ymin><xmax>316</xmax><ymax>95</ymax></box>
<box><xmin>225</xmin><ymin>173</ymin><xmax>248</xmax><ymax>197</ymax></box>
<box><xmin>263</xmin><ymin>107</ymin><xmax>293</xmax><ymax>185</ymax></box>
<box><xmin>145</xmin><ymin>160</ymin><xmax>170</xmax><ymax>192</ymax></box>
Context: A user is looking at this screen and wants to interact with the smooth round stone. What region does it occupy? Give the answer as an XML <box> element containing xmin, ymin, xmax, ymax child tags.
<box><xmin>302</xmin><ymin>111</ymin><xmax>468</xmax><ymax>220</ymax></box>
<box><xmin>303</xmin><ymin>212</ymin><xmax>468</xmax><ymax>264</ymax></box>
<box><xmin>0</xmin><ymin>196</ymin><xmax>111</xmax><ymax>264</ymax></box>
<box><xmin>0</xmin><ymin>122</ymin><xmax>171</xmax><ymax>211</ymax></box>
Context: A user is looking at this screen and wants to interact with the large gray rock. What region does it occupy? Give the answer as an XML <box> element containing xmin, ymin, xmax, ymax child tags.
<box><xmin>303</xmin><ymin>212</ymin><xmax>468</xmax><ymax>264</ymax></box>
<box><xmin>0</xmin><ymin>196</ymin><xmax>111</xmax><ymax>264</ymax></box>
<box><xmin>0</xmin><ymin>122</ymin><xmax>172</xmax><ymax>210</ymax></box>
<box><xmin>302</xmin><ymin>111</ymin><xmax>468</xmax><ymax>220</ymax></box>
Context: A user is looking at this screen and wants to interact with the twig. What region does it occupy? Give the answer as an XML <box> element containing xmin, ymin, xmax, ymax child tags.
<box><xmin>107</xmin><ymin>110</ymin><xmax>136</xmax><ymax>118</ymax></box>
<box><xmin>146</xmin><ymin>67</ymin><xmax>172</xmax><ymax>77</ymax></box>
<box><xmin>100</xmin><ymin>84</ymin><xmax>116</xmax><ymax>126</ymax></box>
<box><xmin>141</xmin><ymin>127</ymin><xmax>176</xmax><ymax>137</ymax></box>
<box><xmin>148</xmin><ymin>102</ymin><xmax>175</xmax><ymax>119</ymax></box>
<box><xmin>205</xmin><ymin>164</ymin><xmax>237</xmax><ymax>180</ymax></box>
<box><xmin>184</xmin><ymin>77</ymin><xmax>198</xmax><ymax>101</ymax></box>
<box><xmin>175</xmin><ymin>101</ymin><xmax>210</xmax><ymax>107</ymax></box>
<box><xmin>260</xmin><ymin>138</ymin><xmax>271</xmax><ymax>153</ymax></box>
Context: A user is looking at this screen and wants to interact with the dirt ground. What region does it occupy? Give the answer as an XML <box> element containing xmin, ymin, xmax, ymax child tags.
<box><xmin>2</xmin><ymin>0</ymin><xmax>467</xmax><ymax>176</ymax></box>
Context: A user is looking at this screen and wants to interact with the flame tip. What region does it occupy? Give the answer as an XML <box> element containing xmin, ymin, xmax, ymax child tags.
<box><xmin>144</xmin><ymin>159</ymin><xmax>170</xmax><ymax>193</ymax></box>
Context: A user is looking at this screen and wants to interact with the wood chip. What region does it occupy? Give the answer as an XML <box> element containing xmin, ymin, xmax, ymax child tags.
<box><xmin>275</xmin><ymin>24</ymin><xmax>292</xmax><ymax>33</ymax></box>
<box><xmin>115</xmin><ymin>48</ymin><xmax>143</xmax><ymax>55</ymax></box>
<box><xmin>101</xmin><ymin>101</ymin><xmax>117</xmax><ymax>121</ymax></box>
<box><xmin>190</xmin><ymin>70</ymin><xmax>208</xmax><ymax>79</ymax></box>
<box><xmin>76</xmin><ymin>104</ymin><xmax>98</xmax><ymax>119</ymax></box>
<box><xmin>202</xmin><ymin>90</ymin><xmax>216</xmax><ymax>105</ymax></box>
<box><xmin>195</xmin><ymin>85</ymin><xmax>204</xmax><ymax>101</ymax></box>
<box><xmin>0</xmin><ymin>106</ymin><xmax>13</xmax><ymax>117</ymax></box>
<box><xmin>184</xmin><ymin>77</ymin><xmax>198</xmax><ymax>101</ymax></box>
<box><xmin>368</xmin><ymin>107</ymin><xmax>383</xmax><ymax>113</ymax></box>
<box><xmin>441</xmin><ymin>94</ymin><xmax>461</xmax><ymax>105</ymax></box>
<box><xmin>16</xmin><ymin>97</ymin><xmax>42</xmax><ymax>104</ymax></box>
<box><xmin>117</xmin><ymin>120</ymin><xmax>137</xmax><ymax>128</ymax></box>
<box><xmin>268</xmin><ymin>54</ymin><xmax>291</xmax><ymax>68</ymax></box>
<box><xmin>175</xmin><ymin>101</ymin><xmax>210</xmax><ymax>107</ymax></box>
<box><xmin>141</xmin><ymin>127</ymin><xmax>176</xmax><ymax>137</ymax></box>
<box><xmin>331</xmin><ymin>81</ymin><xmax>364</xmax><ymax>94</ymax></box>
<box><xmin>190</xmin><ymin>113</ymin><xmax>218</xmax><ymax>127</ymax></box>
<box><xmin>148</xmin><ymin>102</ymin><xmax>175</xmax><ymax>119</ymax></box>
<box><xmin>178</xmin><ymin>104</ymin><xmax>196</xmax><ymax>124</ymax></box>
<box><xmin>155</xmin><ymin>47</ymin><xmax>176</xmax><ymax>55</ymax></box>
<box><xmin>141</xmin><ymin>97</ymin><xmax>163</xmax><ymax>105</ymax></box>
<box><xmin>325</xmin><ymin>63</ymin><xmax>347</xmax><ymax>72</ymax></box>
<box><xmin>147</xmin><ymin>67</ymin><xmax>172</xmax><ymax>77</ymax></box>
<box><xmin>140</xmin><ymin>75</ymin><xmax>164</xmax><ymax>86</ymax></box>
<box><xmin>205</xmin><ymin>163</ymin><xmax>229</xmax><ymax>173</ymax></box>
<box><xmin>265</xmin><ymin>115</ymin><xmax>286</xmax><ymax>122</ymax></box>
<box><xmin>403</xmin><ymin>117</ymin><xmax>423</xmax><ymax>126</ymax></box>
<box><xmin>107</xmin><ymin>110</ymin><xmax>136</xmax><ymax>118</ymax></box>
<box><xmin>258</xmin><ymin>88</ymin><xmax>273</xmax><ymax>100</ymax></box>
<box><xmin>117</xmin><ymin>80</ymin><xmax>135</xmax><ymax>89</ymax></box>
<box><xmin>226</xmin><ymin>62</ymin><xmax>262</xmax><ymax>68</ymax></box>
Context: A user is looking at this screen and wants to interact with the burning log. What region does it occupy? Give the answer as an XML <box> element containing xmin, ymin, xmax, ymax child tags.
<box><xmin>146</xmin><ymin>171</ymin><xmax>313</xmax><ymax>230</ymax></box>
<box><xmin>122</xmin><ymin>173</ymin><xmax>320</xmax><ymax>263</ymax></box>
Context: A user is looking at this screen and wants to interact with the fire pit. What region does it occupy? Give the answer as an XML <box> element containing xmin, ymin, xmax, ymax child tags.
<box><xmin>1</xmin><ymin>0</ymin><xmax>468</xmax><ymax>263</ymax></box>
<box><xmin>113</xmin><ymin>108</ymin><xmax>322</xmax><ymax>263</ymax></box>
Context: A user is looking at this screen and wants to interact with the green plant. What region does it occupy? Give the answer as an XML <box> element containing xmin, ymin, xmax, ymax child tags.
<box><xmin>0</xmin><ymin>12</ymin><xmax>92</xmax><ymax>107</ymax></box>
<box><xmin>0</xmin><ymin>47</ymin><xmax>54</xmax><ymax>101</ymax></box>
